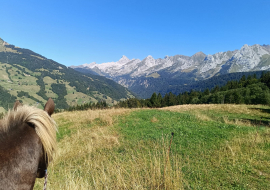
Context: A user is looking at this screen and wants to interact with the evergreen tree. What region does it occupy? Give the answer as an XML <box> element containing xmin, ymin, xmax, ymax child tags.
<box><xmin>203</xmin><ymin>88</ymin><xmax>210</xmax><ymax>96</ymax></box>
<box><xmin>211</xmin><ymin>85</ymin><xmax>220</xmax><ymax>93</ymax></box>
<box><xmin>232</xmin><ymin>91</ymin><xmax>243</xmax><ymax>104</ymax></box>
<box><xmin>149</xmin><ymin>92</ymin><xmax>158</xmax><ymax>108</ymax></box>
<box><xmin>168</xmin><ymin>92</ymin><xmax>177</xmax><ymax>106</ymax></box>
<box><xmin>162</xmin><ymin>93</ymin><xmax>170</xmax><ymax>107</ymax></box>
<box><xmin>157</xmin><ymin>93</ymin><xmax>162</xmax><ymax>107</ymax></box>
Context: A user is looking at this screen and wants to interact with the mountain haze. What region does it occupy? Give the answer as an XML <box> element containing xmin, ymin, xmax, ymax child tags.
<box><xmin>72</xmin><ymin>44</ymin><xmax>270</xmax><ymax>98</ymax></box>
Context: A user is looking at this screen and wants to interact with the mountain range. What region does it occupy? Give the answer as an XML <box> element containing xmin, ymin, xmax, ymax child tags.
<box><xmin>72</xmin><ymin>44</ymin><xmax>270</xmax><ymax>98</ymax></box>
<box><xmin>0</xmin><ymin>38</ymin><xmax>134</xmax><ymax>111</ymax></box>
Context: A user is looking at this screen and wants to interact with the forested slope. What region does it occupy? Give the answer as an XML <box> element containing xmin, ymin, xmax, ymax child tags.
<box><xmin>0</xmin><ymin>38</ymin><xmax>134</xmax><ymax>111</ymax></box>
<box><xmin>116</xmin><ymin>72</ymin><xmax>270</xmax><ymax>108</ymax></box>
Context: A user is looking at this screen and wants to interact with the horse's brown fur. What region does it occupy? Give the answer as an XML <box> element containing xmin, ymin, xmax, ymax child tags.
<box><xmin>1</xmin><ymin>102</ymin><xmax>57</xmax><ymax>162</ymax></box>
<box><xmin>13</xmin><ymin>100</ymin><xmax>22</xmax><ymax>111</ymax></box>
<box><xmin>0</xmin><ymin>122</ymin><xmax>44</xmax><ymax>189</ymax></box>
<box><xmin>0</xmin><ymin>99</ymin><xmax>57</xmax><ymax>190</ymax></box>
<box><xmin>44</xmin><ymin>98</ymin><xmax>55</xmax><ymax>116</ymax></box>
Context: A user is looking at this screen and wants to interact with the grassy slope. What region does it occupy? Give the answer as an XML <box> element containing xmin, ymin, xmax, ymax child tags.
<box><xmin>34</xmin><ymin>104</ymin><xmax>270</xmax><ymax>189</ymax></box>
<box><xmin>0</xmin><ymin>63</ymin><xmax>44</xmax><ymax>109</ymax></box>
<box><xmin>0</xmin><ymin>62</ymin><xmax>120</xmax><ymax>112</ymax></box>
<box><xmin>0</xmin><ymin>39</ymin><xmax>136</xmax><ymax>109</ymax></box>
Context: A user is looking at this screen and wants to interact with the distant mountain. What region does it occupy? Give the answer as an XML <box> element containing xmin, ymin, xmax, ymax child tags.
<box><xmin>166</xmin><ymin>71</ymin><xmax>266</xmax><ymax>95</ymax></box>
<box><xmin>72</xmin><ymin>44</ymin><xmax>270</xmax><ymax>98</ymax></box>
<box><xmin>0</xmin><ymin>38</ymin><xmax>134</xmax><ymax>111</ymax></box>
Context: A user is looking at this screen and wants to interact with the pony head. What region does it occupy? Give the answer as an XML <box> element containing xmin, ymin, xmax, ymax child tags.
<box><xmin>10</xmin><ymin>98</ymin><xmax>57</xmax><ymax>178</ymax></box>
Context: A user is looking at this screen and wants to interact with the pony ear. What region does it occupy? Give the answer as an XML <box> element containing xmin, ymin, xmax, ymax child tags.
<box><xmin>44</xmin><ymin>98</ymin><xmax>55</xmax><ymax>116</ymax></box>
<box><xmin>13</xmin><ymin>100</ymin><xmax>22</xmax><ymax>111</ymax></box>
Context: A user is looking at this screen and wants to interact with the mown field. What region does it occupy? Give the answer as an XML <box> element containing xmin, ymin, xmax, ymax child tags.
<box><xmin>34</xmin><ymin>104</ymin><xmax>270</xmax><ymax>189</ymax></box>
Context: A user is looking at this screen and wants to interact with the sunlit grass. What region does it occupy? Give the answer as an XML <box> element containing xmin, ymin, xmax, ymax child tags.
<box><xmin>34</xmin><ymin>104</ymin><xmax>270</xmax><ymax>189</ymax></box>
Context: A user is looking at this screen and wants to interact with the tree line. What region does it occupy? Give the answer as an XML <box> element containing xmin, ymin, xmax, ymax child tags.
<box><xmin>58</xmin><ymin>71</ymin><xmax>270</xmax><ymax>112</ymax></box>
<box><xmin>55</xmin><ymin>101</ymin><xmax>108</xmax><ymax>113</ymax></box>
<box><xmin>114</xmin><ymin>72</ymin><xmax>270</xmax><ymax>108</ymax></box>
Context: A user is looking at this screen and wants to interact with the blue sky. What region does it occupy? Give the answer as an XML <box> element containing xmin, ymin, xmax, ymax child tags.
<box><xmin>1</xmin><ymin>0</ymin><xmax>269</xmax><ymax>66</ymax></box>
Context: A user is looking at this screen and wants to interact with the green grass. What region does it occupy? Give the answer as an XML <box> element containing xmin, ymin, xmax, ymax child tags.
<box><xmin>202</xmin><ymin>110</ymin><xmax>269</xmax><ymax>126</ymax></box>
<box><xmin>56</xmin><ymin>117</ymin><xmax>72</xmax><ymax>141</ymax></box>
<box><xmin>34</xmin><ymin>105</ymin><xmax>270</xmax><ymax>189</ymax></box>
<box><xmin>115</xmin><ymin>109</ymin><xmax>270</xmax><ymax>189</ymax></box>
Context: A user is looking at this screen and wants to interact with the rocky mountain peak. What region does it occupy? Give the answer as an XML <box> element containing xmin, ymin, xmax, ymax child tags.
<box><xmin>139</xmin><ymin>55</ymin><xmax>155</xmax><ymax>68</ymax></box>
<box><xmin>241</xmin><ymin>44</ymin><xmax>249</xmax><ymax>49</ymax></box>
<box><xmin>238</xmin><ymin>44</ymin><xmax>254</xmax><ymax>57</ymax></box>
<box><xmin>237</xmin><ymin>44</ymin><xmax>268</xmax><ymax>57</ymax></box>
<box><xmin>204</xmin><ymin>54</ymin><xmax>214</xmax><ymax>61</ymax></box>
<box><xmin>146</xmin><ymin>55</ymin><xmax>153</xmax><ymax>59</ymax></box>
<box><xmin>164</xmin><ymin>55</ymin><xmax>170</xmax><ymax>59</ymax></box>
<box><xmin>192</xmin><ymin>51</ymin><xmax>205</xmax><ymax>57</ymax></box>
<box><xmin>83</xmin><ymin>62</ymin><xmax>96</xmax><ymax>68</ymax></box>
<box><xmin>121</xmin><ymin>55</ymin><xmax>128</xmax><ymax>59</ymax></box>
<box><xmin>144</xmin><ymin>55</ymin><xmax>155</xmax><ymax>62</ymax></box>
<box><xmin>226</xmin><ymin>44</ymin><xmax>270</xmax><ymax>72</ymax></box>
<box><xmin>73</xmin><ymin>44</ymin><xmax>270</xmax><ymax>86</ymax></box>
<box><xmin>70</xmin><ymin>62</ymin><xmax>97</xmax><ymax>69</ymax></box>
<box><xmin>191</xmin><ymin>51</ymin><xmax>206</xmax><ymax>62</ymax></box>
<box><xmin>118</xmin><ymin>55</ymin><xmax>130</xmax><ymax>64</ymax></box>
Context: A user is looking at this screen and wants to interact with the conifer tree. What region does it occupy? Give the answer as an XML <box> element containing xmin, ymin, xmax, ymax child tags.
<box><xmin>149</xmin><ymin>92</ymin><xmax>158</xmax><ymax>107</ymax></box>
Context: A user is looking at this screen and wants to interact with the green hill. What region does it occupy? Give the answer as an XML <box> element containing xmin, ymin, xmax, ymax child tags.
<box><xmin>0</xmin><ymin>38</ymin><xmax>134</xmax><ymax>111</ymax></box>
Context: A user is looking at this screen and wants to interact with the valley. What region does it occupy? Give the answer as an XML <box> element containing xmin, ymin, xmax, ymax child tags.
<box><xmin>0</xmin><ymin>38</ymin><xmax>135</xmax><ymax>111</ymax></box>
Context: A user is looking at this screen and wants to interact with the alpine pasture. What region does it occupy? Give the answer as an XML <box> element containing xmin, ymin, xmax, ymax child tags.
<box><xmin>34</xmin><ymin>104</ymin><xmax>270</xmax><ymax>189</ymax></box>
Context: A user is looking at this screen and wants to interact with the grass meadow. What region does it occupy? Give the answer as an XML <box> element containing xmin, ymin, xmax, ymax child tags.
<box><xmin>34</xmin><ymin>104</ymin><xmax>270</xmax><ymax>189</ymax></box>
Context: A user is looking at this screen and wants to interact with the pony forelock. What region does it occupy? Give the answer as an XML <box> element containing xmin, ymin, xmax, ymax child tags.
<box><xmin>1</xmin><ymin>105</ymin><xmax>58</xmax><ymax>162</ymax></box>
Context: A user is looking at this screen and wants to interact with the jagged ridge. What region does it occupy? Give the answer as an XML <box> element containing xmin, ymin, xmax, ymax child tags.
<box><xmin>72</xmin><ymin>44</ymin><xmax>270</xmax><ymax>98</ymax></box>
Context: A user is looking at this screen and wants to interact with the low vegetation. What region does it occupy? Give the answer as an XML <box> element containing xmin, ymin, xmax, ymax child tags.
<box><xmin>34</xmin><ymin>104</ymin><xmax>270</xmax><ymax>189</ymax></box>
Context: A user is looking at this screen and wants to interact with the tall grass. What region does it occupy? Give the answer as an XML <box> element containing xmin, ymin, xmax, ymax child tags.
<box><xmin>34</xmin><ymin>104</ymin><xmax>270</xmax><ymax>189</ymax></box>
<box><xmin>35</xmin><ymin>108</ymin><xmax>184</xmax><ymax>189</ymax></box>
<box><xmin>48</xmin><ymin>139</ymin><xmax>184</xmax><ymax>189</ymax></box>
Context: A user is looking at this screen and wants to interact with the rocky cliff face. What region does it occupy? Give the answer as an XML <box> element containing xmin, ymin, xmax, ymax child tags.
<box><xmin>71</xmin><ymin>44</ymin><xmax>270</xmax><ymax>97</ymax></box>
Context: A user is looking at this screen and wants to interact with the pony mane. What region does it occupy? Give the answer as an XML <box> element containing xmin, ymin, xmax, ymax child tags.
<box><xmin>1</xmin><ymin>105</ymin><xmax>57</xmax><ymax>162</ymax></box>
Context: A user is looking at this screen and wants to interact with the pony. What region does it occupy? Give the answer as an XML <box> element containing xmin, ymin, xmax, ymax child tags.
<box><xmin>0</xmin><ymin>98</ymin><xmax>57</xmax><ymax>190</ymax></box>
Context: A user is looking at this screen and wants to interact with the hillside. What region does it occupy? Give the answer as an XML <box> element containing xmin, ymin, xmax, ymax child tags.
<box><xmin>72</xmin><ymin>44</ymin><xmax>270</xmax><ymax>98</ymax></box>
<box><xmin>0</xmin><ymin>38</ymin><xmax>134</xmax><ymax>111</ymax></box>
<box><xmin>34</xmin><ymin>104</ymin><xmax>270</xmax><ymax>189</ymax></box>
<box><xmin>115</xmin><ymin>71</ymin><xmax>270</xmax><ymax>109</ymax></box>
<box><xmin>162</xmin><ymin>70</ymin><xmax>266</xmax><ymax>96</ymax></box>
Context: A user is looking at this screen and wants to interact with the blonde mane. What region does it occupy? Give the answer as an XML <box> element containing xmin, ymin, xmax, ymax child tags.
<box><xmin>1</xmin><ymin>105</ymin><xmax>57</xmax><ymax>162</ymax></box>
